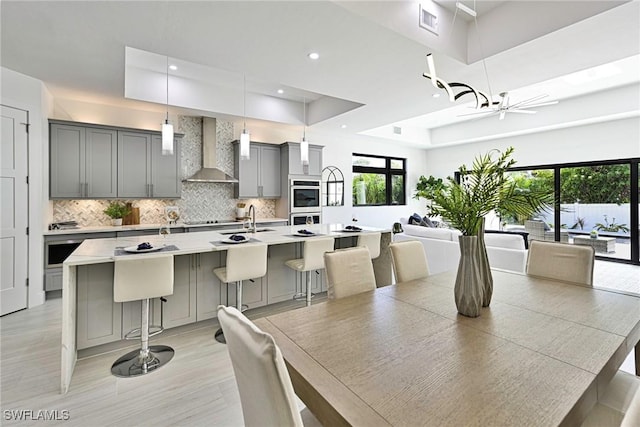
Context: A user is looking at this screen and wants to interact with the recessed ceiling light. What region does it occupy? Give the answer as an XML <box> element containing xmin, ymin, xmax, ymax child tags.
<box><xmin>341</xmin><ymin>124</ymin><xmax>347</xmax><ymax>129</ymax></box>
<box><xmin>277</xmin><ymin>89</ymin><xmax>284</xmax><ymax>94</ymax></box>
<box><xmin>169</xmin><ymin>65</ymin><xmax>178</xmax><ymax>71</ymax></box>
<box><xmin>432</xmin><ymin>93</ymin><xmax>441</xmax><ymax>98</ymax></box>
<box><xmin>308</xmin><ymin>52</ymin><xmax>320</xmax><ymax>60</ymax></box>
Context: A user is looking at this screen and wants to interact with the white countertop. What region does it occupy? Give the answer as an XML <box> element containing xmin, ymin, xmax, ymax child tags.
<box><xmin>64</xmin><ymin>223</ymin><xmax>389</xmax><ymax>266</ymax></box>
<box><xmin>44</xmin><ymin>218</ymin><xmax>289</xmax><ymax>235</ymax></box>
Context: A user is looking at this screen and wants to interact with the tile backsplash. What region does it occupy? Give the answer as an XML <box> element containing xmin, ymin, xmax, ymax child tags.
<box><xmin>52</xmin><ymin>116</ymin><xmax>277</xmax><ymax>226</ymax></box>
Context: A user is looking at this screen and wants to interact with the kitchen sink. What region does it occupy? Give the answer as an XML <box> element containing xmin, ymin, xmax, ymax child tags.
<box><xmin>219</xmin><ymin>228</ymin><xmax>274</xmax><ymax>235</ymax></box>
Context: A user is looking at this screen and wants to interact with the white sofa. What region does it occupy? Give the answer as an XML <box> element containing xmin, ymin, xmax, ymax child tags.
<box><xmin>394</xmin><ymin>219</ymin><xmax>528</xmax><ymax>275</ymax></box>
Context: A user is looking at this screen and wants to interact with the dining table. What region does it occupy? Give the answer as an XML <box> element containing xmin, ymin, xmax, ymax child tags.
<box><xmin>255</xmin><ymin>269</ymin><xmax>640</xmax><ymax>427</ymax></box>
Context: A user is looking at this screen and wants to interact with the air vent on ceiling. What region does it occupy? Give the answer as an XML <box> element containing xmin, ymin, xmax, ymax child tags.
<box><xmin>393</xmin><ymin>126</ymin><xmax>402</xmax><ymax>135</ymax></box>
<box><xmin>419</xmin><ymin>5</ymin><xmax>438</xmax><ymax>35</ymax></box>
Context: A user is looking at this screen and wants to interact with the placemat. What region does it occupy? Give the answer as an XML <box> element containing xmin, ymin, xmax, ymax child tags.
<box><xmin>114</xmin><ymin>244</ymin><xmax>179</xmax><ymax>256</ymax></box>
<box><xmin>211</xmin><ymin>238</ymin><xmax>261</xmax><ymax>246</ymax></box>
<box><xmin>286</xmin><ymin>233</ymin><xmax>327</xmax><ymax>238</ymax></box>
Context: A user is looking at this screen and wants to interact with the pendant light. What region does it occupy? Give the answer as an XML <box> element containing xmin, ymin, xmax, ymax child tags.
<box><xmin>300</xmin><ymin>97</ymin><xmax>309</xmax><ymax>166</ymax></box>
<box><xmin>240</xmin><ymin>74</ymin><xmax>250</xmax><ymax>160</ymax></box>
<box><xmin>162</xmin><ymin>55</ymin><xmax>174</xmax><ymax>156</ymax></box>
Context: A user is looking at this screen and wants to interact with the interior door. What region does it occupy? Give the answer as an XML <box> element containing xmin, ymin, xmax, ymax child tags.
<box><xmin>1</xmin><ymin>105</ymin><xmax>29</xmax><ymax>315</ymax></box>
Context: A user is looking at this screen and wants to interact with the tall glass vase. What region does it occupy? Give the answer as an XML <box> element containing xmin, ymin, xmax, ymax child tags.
<box><xmin>477</xmin><ymin>218</ymin><xmax>493</xmax><ymax>307</ymax></box>
<box><xmin>455</xmin><ymin>235</ymin><xmax>483</xmax><ymax>318</ymax></box>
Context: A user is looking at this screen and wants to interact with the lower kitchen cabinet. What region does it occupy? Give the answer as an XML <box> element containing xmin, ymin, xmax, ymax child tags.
<box><xmin>76</xmin><ymin>263</ymin><xmax>121</xmax><ymax>350</ymax></box>
<box><xmin>266</xmin><ymin>244</ymin><xmax>298</xmax><ymax>304</ymax></box>
<box><xmin>194</xmin><ymin>252</ymin><xmax>223</xmax><ymax>321</ymax></box>
<box><xmin>168</xmin><ymin>255</ymin><xmax>198</xmax><ymax>328</ymax></box>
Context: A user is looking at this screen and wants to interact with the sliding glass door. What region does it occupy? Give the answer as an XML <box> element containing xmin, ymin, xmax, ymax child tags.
<box><xmin>559</xmin><ymin>165</ymin><xmax>631</xmax><ymax>261</ymax></box>
<box><xmin>507</xmin><ymin>158</ymin><xmax>639</xmax><ymax>265</ymax></box>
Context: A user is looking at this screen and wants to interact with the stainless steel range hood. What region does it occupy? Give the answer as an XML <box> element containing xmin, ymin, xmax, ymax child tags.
<box><xmin>183</xmin><ymin>117</ymin><xmax>238</xmax><ymax>183</ymax></box>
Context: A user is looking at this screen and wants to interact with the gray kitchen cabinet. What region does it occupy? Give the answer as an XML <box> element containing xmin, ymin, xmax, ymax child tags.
<box><xmin>234</xmin><ymin>142</ymin><xmax>281</xmax><ymax>198</ymax></box>
<box><xmin>118</xmin><ymin>131</ymin><xmax>151</xmax><ymax>198</ymax></box>
<box><xmin>151</xmin><ymin>134</ymin><xmax>181</xmax><ymax>198</ymax></box>
<box><xmin>194</xmin><ymin>252</ymin><xmax>223</xmax><ymax>321</ymax></box>
<box><xmin>167</xmin><ymin>255</ymin><xmax>198</xmax><ymax>328</ymax></box>
<box><xmin>118</xmin><ymin>131</ymin><xmax>181</xmax><ymax>198</ymax></box>
<box><xmin>266</xmin><ymin>244</ymin><xmax>298</xmax><ymax>304</ymax></box>
<box><xmin>172</xmin><ymin>252</ymin><xmax>223</xmax><ymax>322</ymax></box>
<box><xmin>50</xmin><ymin>123</ymin><xmax>117</xmax><ymax>199</ymax></box>
<box><xmin>281</xmin><ymin>142</ymin><xmax>323</xmax><ymax>177</ymax></box>
<box><xmin>76</xmin><ymin>263</ymin><xmax>122</xmax><ymax>350</ymax></box>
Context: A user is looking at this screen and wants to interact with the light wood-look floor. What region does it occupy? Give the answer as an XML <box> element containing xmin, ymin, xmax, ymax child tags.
<box><xmin>1</xmin><ymin>262</ymin><xmax>637</xmax><ymax>426</ymax></box>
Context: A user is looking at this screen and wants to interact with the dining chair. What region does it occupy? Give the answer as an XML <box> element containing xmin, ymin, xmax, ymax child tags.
<box><xmin>324</xmin><ymin>246</ymin><xmax>376</xmax><ymax>299</ymax></box>
<box><xmin>389</xmin><ymin>240</ymin><xmax>430</xmax><ymax>283</ymax></box>
<box><xmin>216</xmin><ymin>305</ymin><xmax>321</xmax><ymax>427</ymax></box>
<box><xmin>581</xmin><ymin>370</ymin><xmax>640</xmax><ymax>426</ymax></box>
<box><xmin>526</xmin><ymin>240</ymin><xmax>595</xmax><ymax>286</ymax></box>
<box><xmin>111</xmin><ymin>254</ymin><xmax>175</xmax><ymax>377</ymax></box>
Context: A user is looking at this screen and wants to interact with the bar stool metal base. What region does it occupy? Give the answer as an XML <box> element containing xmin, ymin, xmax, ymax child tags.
<box><xmin>110</xmin><ymin>345</ymin><xmax>174</xmax><ymax>378</ymax></box>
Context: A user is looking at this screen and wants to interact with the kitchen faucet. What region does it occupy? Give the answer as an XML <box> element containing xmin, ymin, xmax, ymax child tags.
<box><xmin>248</xmin><ymin>204</ymin><xmax>256</xmax><ymax>233</ymax></box>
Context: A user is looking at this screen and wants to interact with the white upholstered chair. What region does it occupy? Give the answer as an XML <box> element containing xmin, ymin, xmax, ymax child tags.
<box><xmin>582</xmin><ymin>370</ymin><xmax>640</xmax><ymax>427</ymax></box>
<box><xmin>214</xmin><ymin>244</ymin><xmax>268</xmax><ymax>343</ymax></box>
<box><xmin>389</xmin><ymin>240</ymin><xmax>430</xmax><ymax>283</ymax></box>
<box><xmin>285</xmin><ymin>237</ymin><xmax>335</xmax><ymax>305</ymax></box>
<box><xmin>324</xmin><ymin>246</ymin><xmax>376</xmax><ymax>300</ymax></box>
<box><xmin>526</xmin><ymin>240</ymin><xmax>595</xmax><ymax>286</ymax></box>
<box><xmin>217</xmin><ymin>305</ymin><xmax>321</xmax><ymax>427</ymax></box>
<box><xmin>111</xmin><ymin>254</ymin><xmax>175</xmax><ymax>377</ymax></box>
<box><xmin>357</xmin><ymin>232</ymin><xmax>381</xmax><ymax>259</ymax></box>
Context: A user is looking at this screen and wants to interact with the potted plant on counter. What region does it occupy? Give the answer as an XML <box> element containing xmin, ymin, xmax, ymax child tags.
<box><xmin>104</xmin><ymin>201</ymin><xmax>131</xmax><ymax>226</ymax></box>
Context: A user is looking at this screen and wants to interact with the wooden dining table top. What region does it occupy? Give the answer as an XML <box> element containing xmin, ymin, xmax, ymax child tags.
<box><xmin>255</xmin><ymin>270</ymin><xmax>640</xmax><ymax>427</ymax></box>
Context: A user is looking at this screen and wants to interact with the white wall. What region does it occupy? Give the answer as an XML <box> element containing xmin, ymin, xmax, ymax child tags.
<box><xmin>1</xmin><ymin>67</ymin><xmax>53</xmax><ymax>308</ymax></box>
<box><xmin>424</xmin><ymin>116</ymin><xmax>640</xmax><ymax>178</ymax></box>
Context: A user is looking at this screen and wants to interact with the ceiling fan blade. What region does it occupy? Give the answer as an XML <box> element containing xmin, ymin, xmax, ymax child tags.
<box><xmin>509</xmin><ymin>109</ymin><xmax>537</xmax><ymax>114</ymax></box>
<box><xmin>510</xmin><ymin>94</ymin><xmax>549</xmax><ymax>108</ymax></box>
<box><xmin>521</xmin><ymin>100</ymin><xmax>559</xmax><ymax>108</ymax></box>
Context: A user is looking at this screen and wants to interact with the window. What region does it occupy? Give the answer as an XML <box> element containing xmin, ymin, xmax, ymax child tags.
<box><xmin>352</xmin><ymin>153</ymin><xmax>406</xmax><ymax>206</ymax></box>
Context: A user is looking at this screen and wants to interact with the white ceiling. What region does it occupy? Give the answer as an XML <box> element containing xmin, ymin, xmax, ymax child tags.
<box><xmin>1</xmin><ymin>1</ymin><xmax>639</xmax><ymax>148</ymax></box>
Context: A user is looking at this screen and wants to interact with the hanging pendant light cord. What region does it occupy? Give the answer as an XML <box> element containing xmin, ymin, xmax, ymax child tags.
<box><xmin>166</xmin><ymin>55</ymin><xmax>170</xmax><ymax>122</ymax></box>
<box><xmin>243</xmin><ymin>74</ymin><xmax>247</xmax><ymax>132</ymax></box>
<box><xmin>303</xmin><ymin>97</ymin><xmax>306</xmax><ymax>139</ymax></box>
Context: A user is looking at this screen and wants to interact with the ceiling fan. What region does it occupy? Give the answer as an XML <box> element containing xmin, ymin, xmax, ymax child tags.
<box><xmin>460</xmin><ymin>92</ymin><xmax>559</xmax><ymax>120</ymax></box>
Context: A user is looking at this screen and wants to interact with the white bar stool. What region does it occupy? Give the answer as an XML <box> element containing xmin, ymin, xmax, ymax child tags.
<box><xmin>285</xmin><ymin>237</ymin><xmax>335</xmax><ymax>306</ymax></box>
<box><xmin>214</xmin><ymin>243</ymin><xmax>268</xmax><ymax>343</ymax></box>
<box><xmin>357</xmin><ymin>232</ymin><xmax>381</xmax><ymax>259</ymax></box>
<box><xmin>111</xmin><ymin>254</ymin><xmax>175</xmax><ymax>378</ymax></box>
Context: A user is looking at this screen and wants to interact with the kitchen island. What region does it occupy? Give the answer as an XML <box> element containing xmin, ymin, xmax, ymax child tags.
<box><xmin>60</xmin><ymin>223</ymin><xmax>391</xmax><ymax>393</ymax></box>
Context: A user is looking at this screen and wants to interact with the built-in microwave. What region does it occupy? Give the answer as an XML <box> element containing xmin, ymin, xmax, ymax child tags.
<box><xmin>290</xmin><ymin>212</ymin><xmax>322</xmax><ymax>226</ymax></box>
<box><xmin>290</xmin><ymin>179</ymin><xmax>321</xmax><ymax>213</ymax></box>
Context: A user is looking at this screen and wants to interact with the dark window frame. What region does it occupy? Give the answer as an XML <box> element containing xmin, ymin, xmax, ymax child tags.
<box><xmin>505</xmin><ymin>157</ymin><xmax>640</xmax><ymax>266</ymax></box>
<box><xmin>352</xmin><ymin>153</ymin><xmax>407</xmax><ymax>206</ymax></box>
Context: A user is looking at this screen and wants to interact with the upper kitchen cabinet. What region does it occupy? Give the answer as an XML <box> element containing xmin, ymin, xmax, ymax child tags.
<box><xmin>118</xmin><ymin>131</ymin><xmax>181</xmax><ymax>198</ymax></box>
<box><xmin>281</xmin><ymin>142</ymin><xmax>323</xmax><ymax>177</ymax></box>
<box><xmin>50</xmin><ymin>120</ymin><xmax>182</xmax><ymax>199</ymax></box>
<box><xmin>50</xmin><ymin>123</ymin><xmax>117</xmax><ymax>199</ymax></box>
<box><xmin>233</xmin><ymin>141</ymin><xmax>281</xmax><ymax>199</ymax></box>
